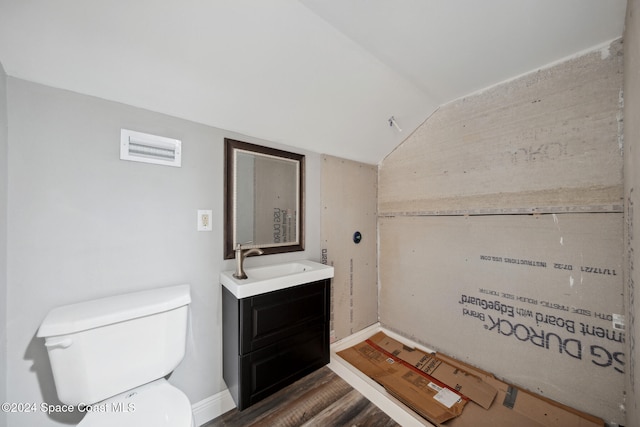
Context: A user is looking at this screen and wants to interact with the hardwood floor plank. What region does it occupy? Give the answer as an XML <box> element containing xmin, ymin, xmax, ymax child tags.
<box><xmin>345</xmin><ymin>399</ymin><xmax>403</xmax><ymax>427</ymax></box>
<box><xmin>246</xmin><ymin>374</ymin><xmax>352</xmax><ymax>426</ymax></box>
<box><xmin>299</xmin><ymin>389</ymin><xmax>371</xmax><ymax>427</ymax></box>
<box><xmin>207</xmin><ymin>368</ymin><xmax>332</xmax><ymax>427</ymax></box>
<box><xmin>203</xmin><ymin>366</ymin><xmax>401</xmax><ymax>427</ymax></box>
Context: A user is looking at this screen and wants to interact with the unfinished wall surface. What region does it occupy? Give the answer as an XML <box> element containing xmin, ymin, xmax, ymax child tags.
<box><xmin>378</xmin><ymin>40</ymin><xmax>624</xmax><ymax>424</ymax></box>
<box><xmin>380</xmin><ymin>41</ymin><xmax>623</xmax><ymax>216</ymax></box>
<box><xmin>321</xmin><ymin>155</ymin><xmax>377</xmax><ymax>341</ymax></box>
<box><xmin>624</xmin><ymin>0</ymin><xmax>640</xmax><ymax>425</ymax></box>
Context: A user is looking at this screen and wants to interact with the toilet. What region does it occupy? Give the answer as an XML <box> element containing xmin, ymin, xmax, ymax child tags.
<box><xmin>37</xmin><ymin>284</ymin><xmax>194</xmax><ymax>427</ymax></box>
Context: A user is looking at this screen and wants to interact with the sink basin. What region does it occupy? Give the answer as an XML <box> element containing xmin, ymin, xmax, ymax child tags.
<box><xmin>220</xmin><ymin>260</ymin><xmax>334</xmax><ymax>298</ymax></box>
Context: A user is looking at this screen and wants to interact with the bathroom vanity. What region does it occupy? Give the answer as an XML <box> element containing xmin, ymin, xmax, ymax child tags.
<box><xmin>220</xmin><ymin>260</ymin><xmax>333</xmax><ymax>410</ymax></box>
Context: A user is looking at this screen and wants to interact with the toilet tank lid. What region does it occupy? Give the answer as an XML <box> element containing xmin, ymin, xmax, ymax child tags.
<box><xmin>37</xmin><ymin>284</ymin><xmax>191</xmax><ymax>337</ymax></box>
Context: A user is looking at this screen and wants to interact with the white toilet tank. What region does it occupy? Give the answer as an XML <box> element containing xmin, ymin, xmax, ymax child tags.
<box><xmin>37</xmin><ymin>284</ymin><xmax>191</xmax><ymax>406</ymax></box>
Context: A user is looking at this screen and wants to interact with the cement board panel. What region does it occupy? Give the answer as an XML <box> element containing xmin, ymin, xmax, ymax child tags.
<box><xmin>321</xmin><ymin>155</ymin><xmax>378</xmax><ymax>341</ymax></box>
<box><xmin>624</xmin><ymin>1</ymin><xmax>640</xmax><ymax>424</ymax></box>
<box><xmin>379</xmin><ymin>213</ymin><xmax>624</xmax><ymax>424</ymax></box>
<box><xmin>379</xmin><ymin>39</ymin><xmax>623</xmax><ymax>215</ymax></box>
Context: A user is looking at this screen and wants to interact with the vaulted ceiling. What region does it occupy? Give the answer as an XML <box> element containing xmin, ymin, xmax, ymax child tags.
<box><xmin>0</xmin><ymin>0</ymin><xmax>628</xmax><ymax>164</ymax></box>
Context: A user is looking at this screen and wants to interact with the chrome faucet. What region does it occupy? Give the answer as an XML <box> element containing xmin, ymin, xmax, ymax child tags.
<box><xmin>233</xmin><ymin>243</ymin><xmax>264</xmax><ymax>279</ymax></box>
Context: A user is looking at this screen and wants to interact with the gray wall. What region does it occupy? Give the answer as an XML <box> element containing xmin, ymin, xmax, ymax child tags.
<box><xmin>5</xmin><ymin>77</ymin><xmax>322</xmax><ymax>426</ymax></box>
<box><xmin>624</xmin><ymin>0</ymin><xmax>640</xmax><ymax>425</ymax></box>
<box><xmin>0</xmin><ymin>61</ymin><xmax>8</xmax><ymax>427</ymax></box>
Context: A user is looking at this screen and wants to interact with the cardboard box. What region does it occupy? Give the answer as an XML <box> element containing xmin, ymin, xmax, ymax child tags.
<box><xmin>337</xmin><ymin>332</ymin><xmax>604</xmax><ymax>427</ymax></box>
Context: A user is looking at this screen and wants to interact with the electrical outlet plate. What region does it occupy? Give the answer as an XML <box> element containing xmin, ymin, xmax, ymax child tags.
<box><xmin>197</xmin><ymin>210</ymin><xmax>212</xmax><ymax>231</ymax></box>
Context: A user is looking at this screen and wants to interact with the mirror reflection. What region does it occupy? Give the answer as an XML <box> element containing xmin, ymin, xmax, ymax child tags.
<box><xmin>224</xmin><ymin>139</ymin><xmax>305</xmax><ymax>259</ymax></box>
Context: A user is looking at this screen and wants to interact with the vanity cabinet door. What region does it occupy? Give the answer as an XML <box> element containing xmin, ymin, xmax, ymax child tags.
<box><xmin>239</xmin><ymin>322</ymin><xmax>328</xmax><ymax>409</ymax></box>
<box><xmin>239</xmin><ymin>280</ymin><xmax>329</xmax><ymax>354</ymax></box>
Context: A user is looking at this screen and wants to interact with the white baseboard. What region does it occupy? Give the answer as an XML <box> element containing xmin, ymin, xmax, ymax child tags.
<box><xmin>329</xmin><ymin>322</ymin><xmax>383</xmax><ymax>352</ymax></box>
<box><xmin>192</xmin><ymin>388</ymin><xmax>236</xmax><ymax>427</ymax></box>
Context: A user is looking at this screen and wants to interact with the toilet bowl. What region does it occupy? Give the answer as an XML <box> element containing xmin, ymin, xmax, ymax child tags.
<box><xmin>38</xmin><ymin>284</ymin><xmax>194</xmax><ymax>427</ymax></box>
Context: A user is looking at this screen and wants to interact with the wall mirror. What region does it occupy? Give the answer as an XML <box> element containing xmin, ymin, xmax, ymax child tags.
<box><xmin>224</xmin><ymin>138</ymin><xmax>305</xmax><ymax>259</ymax></box>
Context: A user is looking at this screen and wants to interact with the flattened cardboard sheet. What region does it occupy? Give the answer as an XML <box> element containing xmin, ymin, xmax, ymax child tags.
<box><xmin>337</xmin><ymin>332</ymin><xmax>604</xmax><ymax>426</ymax></box>
<box><xmin>337</xmin><ymin>337</ymin><xmax>467</xmax><ymax>424</ymax></box>
<box><xmin>438</xmin><ymin>352</ymin><xmax>604</xmax><ymax>427</ymax></box>
<box><xmin>367</xmin><ymin>332</ymin><xmax>497</xmax><ymax>409</ymax></box>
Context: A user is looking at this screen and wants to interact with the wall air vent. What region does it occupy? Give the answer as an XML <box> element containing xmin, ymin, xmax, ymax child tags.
<box><xmin>120</xmin><ymin>129</ymin><xmax>182</xmax><ymax>167</ymax></box>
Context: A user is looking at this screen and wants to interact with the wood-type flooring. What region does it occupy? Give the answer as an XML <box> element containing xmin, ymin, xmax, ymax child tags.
<box><xmin>203</xmin><ymin>366</ymin><xmax>400</xmax><ymax>427</ymax></box>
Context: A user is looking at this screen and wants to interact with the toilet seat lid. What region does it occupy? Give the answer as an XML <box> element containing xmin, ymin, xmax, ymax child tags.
<box><xmin>78</xmin><ymin>379</ymin><xmax>192</xmax><ymax>427</ymax></box>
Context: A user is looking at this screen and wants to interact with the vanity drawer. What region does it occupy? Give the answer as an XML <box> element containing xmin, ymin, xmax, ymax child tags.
<box><xmin>239</xmin><ymin>323</ymin><xmax>329</xmax><ymax>409</ymax></box>
<box><xmin>239</xmin><ymin>279</ymin><xmax>330</xmax><ymax>354</ymax></box>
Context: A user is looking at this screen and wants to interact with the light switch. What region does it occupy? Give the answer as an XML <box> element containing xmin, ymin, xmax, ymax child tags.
<box><xmin>197</xmin><ymin>210</ymin><xmax>212</xmax><ymax>231</ymax></box>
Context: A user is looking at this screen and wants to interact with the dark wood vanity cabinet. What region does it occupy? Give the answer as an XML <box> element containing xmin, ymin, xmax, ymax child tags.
<box><xmin>222</xmin><ymin>279</ymin><xmax>331</xmax><ymax>410</ymax></box>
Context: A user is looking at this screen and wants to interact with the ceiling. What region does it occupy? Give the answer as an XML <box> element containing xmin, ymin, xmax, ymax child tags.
<box><xmin>0</xmin><ymin>0</ymin><xmax>628</xmax><ymax>164</ymax></box>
